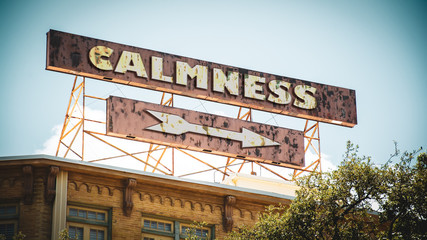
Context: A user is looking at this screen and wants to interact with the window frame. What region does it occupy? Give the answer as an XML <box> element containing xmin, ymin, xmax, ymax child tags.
<box><xmin>66</xmin><ymin>203</ymin><xmax>112</xmax><ymax>240</ymax></box>
<box><xmin>66</xmin><ymin>221</ymin><xmax>107</xmax><ymax>240</ymax></box>
<box><xmin>141</xmin><ymin>214</ymin><xmax>215</xmax><ymax>240</ymax></box>
<box><xmin>0</xmin><ymin>203</ymin><xmax>19</xmax><ymax>240</ymax></box>
<box><xmin>141</xmin><ymin>232</ymin><xmax>174</xmax><ymax>240</ymax></box>
<box><xmin>142</xmin><ymin>217</ymin><xmax>174</xmax><ymax>234</ymax></box>
<box><xmin>179</xmin><ymin>223</ymin><xmax>211</xmax><ymax>240</ymax></box>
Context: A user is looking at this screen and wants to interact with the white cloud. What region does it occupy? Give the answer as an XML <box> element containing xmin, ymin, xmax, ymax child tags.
<box><xmin>36</xmin><ymin>107</ymin><xmax>106</xmax><ymax>156</ymax></box>
<box><xmin>35</xmin><ymin>124</ymin><xmax>63</xmax><ymax>155</ymax></box>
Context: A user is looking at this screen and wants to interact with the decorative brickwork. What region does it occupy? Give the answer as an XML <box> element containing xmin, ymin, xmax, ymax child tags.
<box><xmin>45</xmin><ymin>166</ymin><xmax>59</xmax><ymax>204</ymax></box>
<box><xmin>22</xmin><ymin>165</ymin><xmax>33</xmax><ymax>205</ymax></box>
<box><xmin>223</xmin><ymin>195</ymin><xmax>236</xmax><ymax>232</ymax></box>
<box><xmin>1</xmin><ymin>157</ymin><xmax>291</xmax><ymax>240</ymax></box>
<box><xmin>123</xmin><ymin>178</ymin><xmax>137</xmax><ymax>217</ymax></box>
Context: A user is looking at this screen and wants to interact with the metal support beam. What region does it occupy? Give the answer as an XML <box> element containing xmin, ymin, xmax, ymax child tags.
<box><xmin>56</xmin><ymin>76</ymin><xmax>85</xmax><ymax>159</ymax></box>
<box><xmin>292</xmin><ymin>120</ymin><xmax>322</xmax><ymax>180</ymax></box>
<box><xmin>55</xmin><ymin>75</ymin><xmax>321</xmax><ymax>183</ymax></box>
<box><xmin>85</xmin><ymin>131</ymin><xmax>171</xmax><ymax>175</ymax></box>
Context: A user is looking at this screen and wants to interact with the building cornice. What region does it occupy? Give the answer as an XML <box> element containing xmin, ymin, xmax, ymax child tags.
<box><xmin>0</xmin><ymin>155</ymin><xmax>294</xmax><ymax>204</ymax></box>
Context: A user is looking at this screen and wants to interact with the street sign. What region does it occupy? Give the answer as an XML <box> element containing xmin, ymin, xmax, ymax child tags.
<box><xmin>107</xmin><ymin>96</ymin><xmax>305</xmax><ymax>168</ymax></box>
<box><xmin>47</xmin><ymin>30</ymin><xmax>357</xmax><ymax>127</ymax></box>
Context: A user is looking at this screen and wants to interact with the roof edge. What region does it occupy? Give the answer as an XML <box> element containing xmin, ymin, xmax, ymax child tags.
<box><xmin>0</xmin><ymin>154</ymin><xmax>295</xmax><ymax>201</ymax></box>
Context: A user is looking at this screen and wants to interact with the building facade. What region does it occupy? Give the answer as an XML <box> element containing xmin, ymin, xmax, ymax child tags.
<box><xmin>0</xmin><ymin>155</ymin><xmax>293</xmax><ymax>240</ymax></box>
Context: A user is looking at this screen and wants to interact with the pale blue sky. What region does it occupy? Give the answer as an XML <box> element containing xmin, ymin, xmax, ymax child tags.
<box><xmin>0</xmin><ymin>0</ymin><xmax>426</xmax><ymax>168</ymax></box>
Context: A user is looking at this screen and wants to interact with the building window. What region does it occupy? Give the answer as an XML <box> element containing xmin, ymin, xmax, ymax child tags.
<box><xmin>67</xmin><ymin>205</ymin><xmax>109</xmax><ymax>240</ymax></box>
<box><xmin>143</xmin><ymin>218</ymin><xmax>173</xmax><ymax>233</ymax></box>
<box><xmin>0</xmin><ymin>204</ymin><xmax>18</xmax><ymax>240</ymax></box>
<box><xmin>69</xmin><ymin>207</ymin><xmax>106</xmax><ymax>222</ymax></box>
<box><xmin>180</xmin><ymin>224</ymin><xmax>210</xmax><ymax>240</ymax></box>
<box><xmin>68</xmin><ymin>226</ymin><xmax>83</xmax><ymax>240</ymax></box>
<box><xmin>141</xmin><ymin>217</ymin><xmax>174</xmax><ymax>240</ymax></box>
<box><xmin>141</xmin><ymin>215</ymin><xmax>214</xmax><ymax>240</ymax></box>
<box><xmin>141</xmin><ymin>233</ymin><xmax>173</xmax><ymax>240</ymax></box>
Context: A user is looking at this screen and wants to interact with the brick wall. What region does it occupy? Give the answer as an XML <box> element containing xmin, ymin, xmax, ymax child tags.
<box><xmin>0</xmin><ymin>166</ymin><xmax>52</xmax><ymax>240</ymax></box>
<box><xmin>1</xmin><ymin>160</ymin><xmax>290</xmax><ymax>240</ymax></box>
<box><xmin>67</xmin><ymin>171</ymin><xmax>271</xmax><ymax>239</ymax></box>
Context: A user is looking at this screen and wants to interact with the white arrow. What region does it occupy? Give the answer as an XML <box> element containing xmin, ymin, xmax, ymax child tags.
<box><xmin>145</xmin><ymin>110</ymin><xmax>280</xmax><ymax>148</ymax></box>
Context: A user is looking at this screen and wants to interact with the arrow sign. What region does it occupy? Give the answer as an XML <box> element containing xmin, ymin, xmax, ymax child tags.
<box><xmin>145</xmin><ymin>110</ymin><xmax>280</xmax><ymax>148</ymax></box>
<box><xmin>107</xmin><ymin>96</ymin><xmax>305</xmax><ymax>168</ymax></box>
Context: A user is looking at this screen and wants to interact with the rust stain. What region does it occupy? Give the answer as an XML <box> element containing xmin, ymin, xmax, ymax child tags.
<box><xmin>107</xmin><ymin>96</ymin><xmax>305</xmax><ymax>168</ymax></box>
<box><xmin>46</xmin><ymin>30</ymin><xmax>358</xmax><ymax>127</ymax></box>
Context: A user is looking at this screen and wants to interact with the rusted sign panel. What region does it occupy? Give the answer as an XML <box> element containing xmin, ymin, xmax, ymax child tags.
<box><xmin>107</xmin><ymin>96</ymin><xmax>305</xmax><ymax>168</ymax></box>
<box><xmin>47</xmin><ymin>30</ymin><xmax>357</xmax><ymax>127</ymax></box>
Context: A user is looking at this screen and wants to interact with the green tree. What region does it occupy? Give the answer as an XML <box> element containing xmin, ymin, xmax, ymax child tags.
<box><xmin>0</xmin><ymin>231</ymin><xmax>26</xmax><ymax>240</ymax></box>
<box><xmin>379</xmin><ymin>150</ymin><xmax>426</xmax><ymax>239</ymax></box>
<box><xmin>12</xmin><ymin>232</ymin><xmax>25</xmax><ymax>240</ymax></box>
<box><xmin>226</xmin><ymin>141</ymin><xmax>426</xmax><ymax>240</ymax></box>
<box><xmin>58</xmin><ymin>229</ymin><xmax>78</xmax><ymax>240</ymax></box>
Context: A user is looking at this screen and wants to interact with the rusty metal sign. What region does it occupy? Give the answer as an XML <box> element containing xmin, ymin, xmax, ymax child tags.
<box><xmin>47</xmin><ymin>29</ymin><xmax>357</xmax><ymax>127</ymax></box>
<box><xmin>107</xmin><ymin>96</ymin><xmax>305</xmax><ymax>168</ymax></box>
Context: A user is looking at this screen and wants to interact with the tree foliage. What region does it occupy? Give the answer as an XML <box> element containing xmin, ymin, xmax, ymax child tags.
<box><xmin>184</xmin><ymin>221</ymin><xmax>210</xmax><ymax>240</ymax></box>
<box><xmin>0</xmin><ymin>232</ymin><xmax>25</xmax><ymax>240</ymax></box>
<box><xmin>58</xmin><ymin>229</ymin><xmax>78</xmax><ymax>240</ymax></box>
<box><xmin>380</xmin><ymin>148</ymin><xmax>426</xmax><ymax>239</ymax></box>
<box><xmin>226</xmin><ymin>141</ymin><xmax>426</xmax><ymax>240</ymax></box>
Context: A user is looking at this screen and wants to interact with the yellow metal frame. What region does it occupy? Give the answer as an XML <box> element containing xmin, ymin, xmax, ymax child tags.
<box><xmin>292</xmin><ymin>120</ymin><xmax>322</xmax><ymax>179</ymax></box>
<box><xmin>56</xmin><ymin>76</ymin><xmax>85</xmax><ymax>160</ymax></box>
<box><xmin>56</xmin><ymin>76</ymin><xmax>321</xmax><ymax>182</ymax></box>
<box><xmin>56</xmin><ymin>77</ymin><xmax>176</xmax><ymax>175</ymax></box>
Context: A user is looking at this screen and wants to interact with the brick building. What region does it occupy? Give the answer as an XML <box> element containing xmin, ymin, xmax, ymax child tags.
<box><xmin>0</xmin><ymin>155</ymin><xmax>294</xmax><ymax>240</ymax></box>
